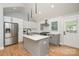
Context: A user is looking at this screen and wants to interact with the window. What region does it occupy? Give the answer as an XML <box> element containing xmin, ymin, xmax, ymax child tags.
<box><xmin>65</xmin><ymin>20</ymin><xmax>77</xmax><ymax>33</ymax></box>
<box><xmin>51</xmin><ymin>21</ymin><xmax>58</xmax><ymax>31</ymax></box>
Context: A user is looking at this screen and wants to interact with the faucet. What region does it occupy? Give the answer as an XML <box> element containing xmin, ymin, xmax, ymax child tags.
<box><xmin>27</xmin><ymin>28</ymin><xmax>32</xmax><ymax>35</ymax></box>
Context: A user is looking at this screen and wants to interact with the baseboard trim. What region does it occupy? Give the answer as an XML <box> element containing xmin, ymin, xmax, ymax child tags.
<box><xmin>60</xmin><ymin>43</ymin><xmax>79</xmax><ymax>49</ymax></box>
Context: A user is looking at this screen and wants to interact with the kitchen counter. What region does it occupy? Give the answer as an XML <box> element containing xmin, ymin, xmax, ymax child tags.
<box><xmin>23</xmin><ymin>34</ymin><xmax>49</xmax><ymax>56</ymax></box>
<box><xmin>23</xmin><ymin>34</ymin><xmax>49</xmax><ymax>41</ymax></box>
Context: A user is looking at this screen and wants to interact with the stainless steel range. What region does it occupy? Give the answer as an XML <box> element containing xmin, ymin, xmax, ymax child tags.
<box><xmin>40</xmin><ymin>32</ymin><xmax>49</xmax><ymax>35</ymax></box>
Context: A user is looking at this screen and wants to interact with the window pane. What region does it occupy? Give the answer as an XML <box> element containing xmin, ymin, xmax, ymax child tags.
<box><xmin>51</xmin><ymin>21</ymin><xmax>58</xmax><ymax>31</ymax></box>
<box><xmin>65</xmin><ymin>20</ymin><xmax>77</xmax><ymax>33</ymax></box>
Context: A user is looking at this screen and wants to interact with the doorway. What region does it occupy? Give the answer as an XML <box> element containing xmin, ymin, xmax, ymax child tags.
<box><xmin>63</xmin><ymin>16</ymin><xmax>78</xmax><ymax>48</ymax></box>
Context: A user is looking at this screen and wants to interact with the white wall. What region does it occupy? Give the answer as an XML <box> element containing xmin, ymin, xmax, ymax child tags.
<box><xmin>0</xmin><ymin>17</ymin><xmax>4</xmax><ymax>50</ymax></box>
<box><xmin>39</xmin><ymin>14</ymin><xmax>79</xmax><ymax>48</ymax></box>
<box><xmin>23</xmin><ymin>20</ymin><xmax>39</xmax><ymax>32</ymax></box>
<box><xmin>53</xmin><ymin>15</ymin><xmax>79</xmax><ymax>48</ymax></box>
<box><xmin>62</xmin><ymin>15</ymin><xmax>79</xmax><ymax>48</ymax></box>
<box><xmin>12</xmin><ymin>18</ymin><xmax>23</xmax><ymax>42</ymax></box>
<box><xmin>4</xmin><ymin>16</ymin><xmax>23</xmax><ymax>43</ymax></box>
<box><xmin>0</xmin><ymin>6</ymin><xmax>4</xmax><ymax>50</ymax></box>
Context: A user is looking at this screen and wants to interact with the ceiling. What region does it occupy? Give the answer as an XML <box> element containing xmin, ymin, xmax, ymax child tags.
<box><xmin>3</xmin><ymin>3</ymin><xmax>79</xmax><ymax>21</ymax></box>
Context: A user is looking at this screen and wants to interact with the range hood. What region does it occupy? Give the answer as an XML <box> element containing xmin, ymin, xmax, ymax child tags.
<box><xmin>42</xmin><ymin>20</ymin><xmax>49</xmax><ymax>26</ymax></box>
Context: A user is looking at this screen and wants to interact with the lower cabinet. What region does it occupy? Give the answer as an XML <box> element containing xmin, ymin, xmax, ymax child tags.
<box><xmin>23</xmin><ymin>37</ymin><xmax>49</xmax><ymax>56</ymax></box>
<box><xmin>48</xmin><ymin>34</ymin><xmax>60</xmax><ymax>45</ymax></box>
<box><xmin>39</xmin><ymin>38</ymin><xmax>49</xmax><ymax>56</ymax></box>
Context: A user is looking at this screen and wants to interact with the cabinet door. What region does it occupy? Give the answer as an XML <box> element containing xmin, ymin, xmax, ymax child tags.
<box><xmin>39</xmin><ymin>38</ymin><xmax>49</xmax><ymax>56</ymax></box>
<box><xmin>4</xmin><ymin>17</ymin><xmax>12</xmax><ymax>22</ymax></box>
<box><xmin>49</xmin><ymin>34</ymin><xmax>60</xmax><ymax>45</ymax></box>
<box><xmin>49</xmin><ymin>35</ymin><xmax>54</xmax><ymax>44</ymax></box>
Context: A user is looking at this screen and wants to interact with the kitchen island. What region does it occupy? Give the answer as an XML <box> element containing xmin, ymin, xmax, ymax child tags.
<box><xmin>23</xmin><ymin>34</ymin><xmax>49</xmax><ymax>56</ymax></box>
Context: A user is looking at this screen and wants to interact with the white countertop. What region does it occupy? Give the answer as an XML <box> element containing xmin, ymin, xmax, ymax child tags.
<box><xmin>48</xmin><ymin>32</ymin><xmax>60</xmax><ymax>35</ymax></box>
<box><xmin>23</xmin><ymin>34</ymin><xmax>49</xmax><ymax>41</ymax></box>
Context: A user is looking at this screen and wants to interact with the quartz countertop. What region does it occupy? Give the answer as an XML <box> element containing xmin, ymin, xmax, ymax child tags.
<box><xmin>23</xmin><ymin>34</ymin><xmax>49</xmax><ymax>41</ymax></box>
<box><xmin>47</xmin><ymin>32</ymin><xmax>60</xmax><ymax>35</ymax></box>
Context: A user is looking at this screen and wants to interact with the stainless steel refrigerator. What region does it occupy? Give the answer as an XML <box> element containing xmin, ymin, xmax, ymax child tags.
<box><xmin>4</xmin><ymin>22</ymin><xmax>18</xmax><ymax>46</ymax></box>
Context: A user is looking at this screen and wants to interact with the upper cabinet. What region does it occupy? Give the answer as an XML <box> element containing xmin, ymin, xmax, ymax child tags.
<box><xmin>4</xmin><ymin>17</ymin><xmax>12</xmax><ymax>22</ymax></box>
<box><xmin>4</xmin><ymin>16</ymin><xmax>19</xmax><ymax>23</ymax></box>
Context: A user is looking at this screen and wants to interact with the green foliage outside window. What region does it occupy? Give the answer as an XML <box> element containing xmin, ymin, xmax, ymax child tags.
<box><xmin>65</xmin><ymin>20</ymin><xmax>77</xmax><ymax>33</ymax></box>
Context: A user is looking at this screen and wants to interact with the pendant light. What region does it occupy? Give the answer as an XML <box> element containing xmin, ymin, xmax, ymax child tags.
<box><xmin>31</xmin><ymin>8</ymin><xmax>32</xmax><ymax>18</ymax></box>
<box><xmin>27</xmin><ymin>13</ymin><xmax>29</xmax><ymax>21</ymax></box>
<box><xmin>35</xmin><ymin>3</ymin><xmax>37</xmax><ymax>14</ymax></box>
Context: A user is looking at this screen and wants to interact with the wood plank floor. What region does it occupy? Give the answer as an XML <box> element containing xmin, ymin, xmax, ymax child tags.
<box><xmin>0</xmin><ymin>43</ymin><xmax>79</xmax><ymax>56</ymax></box>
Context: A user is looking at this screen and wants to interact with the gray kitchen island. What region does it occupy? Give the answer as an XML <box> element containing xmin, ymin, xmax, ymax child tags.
<box><xmin>23</xmin><ymin>34</ymin><xmax>49</xmax><ymax>56</ymax></box>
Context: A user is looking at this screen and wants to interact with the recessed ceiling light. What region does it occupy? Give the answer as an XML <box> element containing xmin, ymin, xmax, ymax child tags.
<box><xmin>51</xmin><ymin>4</ymin><xmax>54</xmax><ymax>8</ymax></box>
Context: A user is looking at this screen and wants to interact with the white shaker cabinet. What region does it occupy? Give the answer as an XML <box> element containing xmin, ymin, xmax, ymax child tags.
<box><xmin>4</xmin><ymin>17</ymin><xmax>11</xmax><ymax>22</ymax></box>
<box><xmin>48</xmin><ymin>33</ymin><xmax>60</xmax><ymax>45</ymax></box>
<box><xmin>23</xmin><ymin>34</ymin><xmax>49</xmax><ymax>56</ymax></box>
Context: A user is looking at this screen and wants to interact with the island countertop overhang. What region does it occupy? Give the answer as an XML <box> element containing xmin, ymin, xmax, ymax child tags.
<box><xmin>23</xmin><ymin>34</ymin><xmax>49</xmax><ymax>41</ymax></box>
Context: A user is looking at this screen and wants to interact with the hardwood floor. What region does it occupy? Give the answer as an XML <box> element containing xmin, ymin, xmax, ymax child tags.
<box><xmin>49</xmin><ymin>44</ymin><xmax>79</xmax><ymax>56</ymax></box>
<box><xmin>0</xmin><ymin>43</ymin><xmax>79</xmax><ymax>56</ymax></box>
